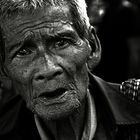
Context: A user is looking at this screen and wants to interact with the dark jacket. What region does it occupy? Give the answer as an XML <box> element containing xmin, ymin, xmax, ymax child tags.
<box><xmin>0</xmin><ymin>74</ymin><xmax>140</xmax><ymax>140</ymax></box>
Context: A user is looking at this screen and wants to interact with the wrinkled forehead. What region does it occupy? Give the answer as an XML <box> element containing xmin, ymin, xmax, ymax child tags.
<box><xmin>1</xmin><ymin>4</ymin><xmax>73</xmax><ymax>41</ymax></box>
<box><xmin>2</xmin><ymin>4</ymin><xmax>71</xmax><ymax>27</ymax></box>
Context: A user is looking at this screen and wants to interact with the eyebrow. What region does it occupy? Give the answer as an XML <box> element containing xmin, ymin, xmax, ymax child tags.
<box><xmin>42</xmin><ymin>30</ymin><xmax>79</xmax><ymax>44</ymax></box>
<box><xmin>54</xmin><ymin>30</ymin><xmax>78</xmax><ymax>39</ymax></box>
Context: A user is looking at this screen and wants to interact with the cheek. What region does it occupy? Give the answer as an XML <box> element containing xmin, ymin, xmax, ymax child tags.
<box><xmin>60</xmin><ymin>44</ymin><xmax>90</xmax><ymax>99</ymax></box>
<box><xmin>60</xmin><ymin>43</ymin><xmax>90</xmax><ymax>74</ymax></box>
<box><xmin>72</xmin><ymin>46</ymin><xmax>89</xmax><ymax>68</ymax></box>
<box><xmin>5</xmin><ymin>60</ymin><xmax>35</xmax><ymax>99</ymax></box>
<box><xmin>8</xmin><ymin>66</ymin><xmax>31</xmax><ymax>84</ymax></box>
<box><xmin>5</xmin><ymin>58</ymin><xmax>34</xmax><ymax>83</ymax></box>
<box><xmin>71</xmin><ymin>45</ymin><xmax>90</xmax><ymax>96</ymax></box>
<box><xmin>8</xmin><ymin>63</ymin><xmax>36</xmax><ymax>109</ymax></box>
<box><xmin>13</xmin><ymin>80</ymin><xmax>35</xmax><ymax>112</ymax></box>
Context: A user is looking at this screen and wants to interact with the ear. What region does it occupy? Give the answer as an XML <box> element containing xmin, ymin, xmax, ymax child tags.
<box><xmin>87</xmin><ymin>26</ymin><xmax>101</xmax><ymax>71</ymax></box>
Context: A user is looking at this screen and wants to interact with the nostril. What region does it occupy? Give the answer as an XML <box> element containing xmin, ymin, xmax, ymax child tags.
<box><xmin>35</xmin><ymin>75</ymin><xmax>45</xmax><ymax>81</ymax></box>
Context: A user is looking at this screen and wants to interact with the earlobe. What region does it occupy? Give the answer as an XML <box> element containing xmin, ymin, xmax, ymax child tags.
<box><xmin>87</xmin><ymin>26</ymin><xmax>102</xmax><ymax>71</ymax></box>
<box><xmin>0</xmin><ymin>76</ymin><xmax>12</xmax><ymax>90</ymax></box>
<box><xmin>0</xmin><ymin>66</ymin><xmax>12</xmax><ymax>90</ymax></box>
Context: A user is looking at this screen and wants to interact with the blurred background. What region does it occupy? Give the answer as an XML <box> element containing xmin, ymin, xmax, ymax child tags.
<box><xmin>86</xmin><ymin>0</ymin><xmax>140</xmax><ymax>83</ymax></box>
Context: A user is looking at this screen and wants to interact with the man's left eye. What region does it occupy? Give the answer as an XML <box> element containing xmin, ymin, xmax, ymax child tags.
<box><xmin>55</xmin><ymin>39</ymin><xmax>70</xmax><ymax>49</ymax></box>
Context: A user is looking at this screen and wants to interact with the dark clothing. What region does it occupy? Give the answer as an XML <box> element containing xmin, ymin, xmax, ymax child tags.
<box><xmin>0</xmin><ymin>74</ymin><xmax>140</xmax><ymax>140</ymax></box>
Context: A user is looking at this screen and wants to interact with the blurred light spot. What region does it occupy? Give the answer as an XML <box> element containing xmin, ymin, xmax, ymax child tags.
<box><xmin>122</xmin><ymin>0</ymin><xmax>131</xmax><ymax>7</ymax></box>
<box><xmin>99</xmin><ymin>9</ymin><xmax>104</xmax><ymax>16</ymax></box>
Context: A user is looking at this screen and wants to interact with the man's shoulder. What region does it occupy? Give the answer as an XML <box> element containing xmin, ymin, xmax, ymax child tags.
<box><xmin>89</xmin><ymin>74</ymin><xmax>140</xmax><ymax>125</ymax></box>
<box><xmin>90</xmin><ymin>74</ymin><xmax>140</xmax><ymax>140</ymax></box>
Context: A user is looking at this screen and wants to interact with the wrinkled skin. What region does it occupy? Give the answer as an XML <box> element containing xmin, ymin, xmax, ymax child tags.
<box><xmin>2</xmin><ymin>5</ymin><xmax>92</xmax><ymax>120</ymax></box>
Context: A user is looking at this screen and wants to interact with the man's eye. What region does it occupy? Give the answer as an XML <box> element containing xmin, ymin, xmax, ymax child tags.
<box><xmin>16</xmin><ymin>48</ymin><xmax>33</xmax><ymax>57</ymax></box>
<box><xmin>55</xmin><ymin>39</ymin><xmax>70</xmax><ymax>49</ymax></box>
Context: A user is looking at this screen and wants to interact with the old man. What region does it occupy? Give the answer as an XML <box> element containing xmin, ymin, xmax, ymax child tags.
<box><xmin>0</xmin><ymin>0</ymin><xmax>140</xmax><ymax>140</ymax></box>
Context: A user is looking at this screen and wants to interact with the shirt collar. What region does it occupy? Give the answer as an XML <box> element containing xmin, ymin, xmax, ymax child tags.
<box><xmin>35</xmin><ymin>115</ymin><xmax>49</xmax><ymax>140</ymax></box>
<box><xmin>81</xmin><ymin>90</ymin><xmax>97</xmax><ymax>140</ymax></box>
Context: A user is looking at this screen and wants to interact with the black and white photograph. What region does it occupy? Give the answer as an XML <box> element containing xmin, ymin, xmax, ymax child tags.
<box><xmin>0</xmin><ymin>0</ymin><xmax>140</xmax><ymax>139</ymax></box>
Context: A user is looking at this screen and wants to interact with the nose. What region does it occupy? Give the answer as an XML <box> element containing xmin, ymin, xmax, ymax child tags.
<box><xmin>34</xmin><ymin>54</ymin><xmax>63</xmax><ymax>84</ymax></box>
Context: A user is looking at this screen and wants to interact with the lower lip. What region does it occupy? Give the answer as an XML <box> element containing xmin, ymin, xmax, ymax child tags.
<box><xmin>36</xmin><ymin>90</ymin><xmax>75</xmax><ymax>105</ymax></box>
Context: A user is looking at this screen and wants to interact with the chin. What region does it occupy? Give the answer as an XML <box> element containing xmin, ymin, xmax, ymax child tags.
<box><xmin>33</xmin><ymin>96</ymin><xmax>81</xmax><ymax>121</ymax></box>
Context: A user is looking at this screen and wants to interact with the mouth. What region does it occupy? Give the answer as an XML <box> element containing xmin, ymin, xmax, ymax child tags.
<box><xmin>35</xmin><ymin>88</ymin><xmax>76</xmax><ymax>106</ymax></box>
<box><xmin>39</xmin><ymin>88</ymin><xmax>67</xmax><ymax>99</ymax></box>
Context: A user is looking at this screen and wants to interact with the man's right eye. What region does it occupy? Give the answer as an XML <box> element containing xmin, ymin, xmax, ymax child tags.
<box><xmin>15</xmin><ymin>41</ymin><xmax>36</xmax><ymax>57</ymax></box>
<box><xmin>16</xmin><ymin>48</ymin><xmax>33</xmax><ymax>57</ymax></box>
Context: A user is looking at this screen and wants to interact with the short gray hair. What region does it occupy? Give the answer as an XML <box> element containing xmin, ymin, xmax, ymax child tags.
<box><xmin>0</xmin><ymin>0</ymin><xmax>90</xmax><ymax>28</ymax></box>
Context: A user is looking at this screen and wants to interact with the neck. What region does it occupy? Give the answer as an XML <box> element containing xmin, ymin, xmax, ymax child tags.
<box><xmin>42</xmin><ymin>99</ymin><xmax>86</xmax><ymax>140</ymax></box>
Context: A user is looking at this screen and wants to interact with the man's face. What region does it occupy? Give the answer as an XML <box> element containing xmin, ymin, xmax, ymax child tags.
<box><xmin>2</xmin><ymin>5</ymin><xmax>91</xmax><ymax>120</ymax></box>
